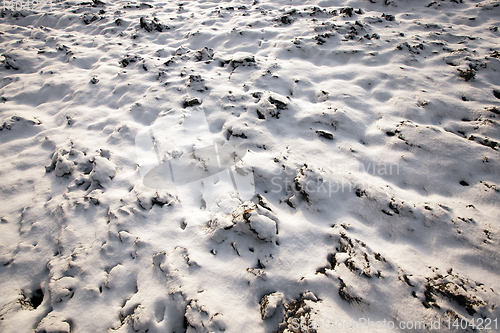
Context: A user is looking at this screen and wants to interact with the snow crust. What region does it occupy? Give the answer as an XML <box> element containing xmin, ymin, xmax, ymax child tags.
<box><xmin>1</xmin><ymin>0</ymin><xmax>499</xmax><ymax>332</ymax></box>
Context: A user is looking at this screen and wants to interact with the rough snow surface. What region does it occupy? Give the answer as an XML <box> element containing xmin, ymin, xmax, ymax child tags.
<box><xmin>1</xmin><ymin>0</ymin><xmax>500</xmax><ymax>332</ymax></box>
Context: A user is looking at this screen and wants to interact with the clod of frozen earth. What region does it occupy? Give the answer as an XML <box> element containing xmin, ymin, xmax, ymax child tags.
<box><xmin>183</xmin><ymin>97</ymin><xmax>202</xmax><ymax>108</ymax></box>
<box><xmin>194</xmin><ymin>47</ymin><xmax>214</xmax><ymax>62</ymax></box>
<box><xmin>139</xmin><ymin>17</ymin><xmax>170</xmax><ymax>32</ymax></box>
<box><xmin>253</xmin><ymin>92</ymin><xmax>289</xmax><ymax>119</ymax></box>
<box><xmin>278</xmin><ymin>293</ymin><xmax>320</xmax><ymax>332</ymax></box>
<box><xmin>90</xmin><ymin>156</ymin><xmax>116</xmax><ymax>183</ymax></box>
<box><xmin>54</xmin><ymin>155</ymin><xmax>74</xmax><ymax>177</ymax></box>
<box><xmin>248</xmin><ymin>213</ymin><xmax>277</xmax><ymax>242</ymax></box>
<box><xmin>1</xmin><ymin>53</ymin><xmax>19</xmax><ymax>70</ymax></box>
<box><xmin>302</xmin><ymin>291</ymin><xmax>318</xmax><ymax>302</ymax></box>
<box><xmin>184</xmin><ymin>299</ymin><xmax>226</xmax><ymax>332</ymax></box>
<box><xmin>35</xmin><ymin>312</ymin><xmax>70</xmax><ymax>333</ymax></box>
<box><xmin>231</xmin><ymin>202</ymin><xmax>278</xmax><ymax>242</ymax></box>
<box><xmin>227</xmin><ymin>52</ymin><xmax>256</xmax><ymax>69</ymax></box>
<box><xmin>260</xmin><ymin>291</ymin><xmax>284</xmax><ymax>320</ymax></box>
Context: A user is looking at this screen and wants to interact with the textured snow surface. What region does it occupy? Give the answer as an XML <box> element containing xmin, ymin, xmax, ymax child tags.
<box><xmin>1</xmin><ymin>0</ymin><xmax>500</xmax><ymax>332</ymax></box>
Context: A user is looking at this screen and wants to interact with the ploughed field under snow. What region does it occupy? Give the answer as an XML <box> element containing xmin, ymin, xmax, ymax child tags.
<box><xmin>1</xmin><ymin>0</ymin><xmax>500</xmax><ymax>332</ymax></box>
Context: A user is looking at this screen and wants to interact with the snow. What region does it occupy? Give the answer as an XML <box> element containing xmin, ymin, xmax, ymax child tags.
<box><xmin>1</xmin><ymin>0</ymin><xmax>500</xmax><ymax>332</ymax></box>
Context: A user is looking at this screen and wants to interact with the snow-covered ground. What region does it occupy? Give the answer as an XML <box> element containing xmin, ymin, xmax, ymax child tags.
<box><xmin>1</xmin><ymin>0</ymin><xmax>500</xmax><ymax>332</ymax></box>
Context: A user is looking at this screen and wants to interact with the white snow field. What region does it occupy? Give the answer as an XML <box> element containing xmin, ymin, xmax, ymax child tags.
<box><xmin>1</xmin><ymin>0</ymin><xmax>500</xmax><ymax>332</ymax></box>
